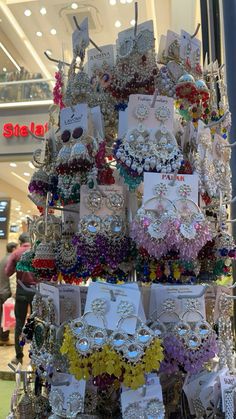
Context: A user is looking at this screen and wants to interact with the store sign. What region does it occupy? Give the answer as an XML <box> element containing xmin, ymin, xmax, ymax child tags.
<box><xmin>0</xmin><ymin>199</ymin><xmax>10</xmax><ymax>239</ymax></box>
<box><xmin>0</xmin><ymin>107</ymin><xmax>49</xmax><ymax>156</ymax></box>
<box><xmin>3</xmin><ymin>122</ymin><xmax>48</xmax><ymax>138</ymax></box>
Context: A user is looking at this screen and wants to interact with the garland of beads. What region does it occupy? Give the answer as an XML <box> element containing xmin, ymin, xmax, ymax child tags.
<box><xmin>53</xmin><ymin>68</ymin><xmax>65</xmax><ymax>109</ymax></box>
<box><xmin>61</xmin><ymin>326</ymin><xmax>163</xmax><ymax>390</ymax></box>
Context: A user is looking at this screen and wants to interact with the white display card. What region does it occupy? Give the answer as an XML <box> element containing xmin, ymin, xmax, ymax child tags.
<box><xmin>51</xmin><ymin>374</ymin><xmax>86</xmax><ymax>415</ymax></box>
<box><xmin>199</xmin><ymin>375</ymin><xmax>221</xmax><ymax>410</ymax></box>
<box><xmin>39</xmin><ymin>283</ymin><xmax>60</xmax><ymax>326</ymax></box>
<box><xmin>87</xmin><ymin>44</ymin><xmax>116</xmax><ymax>79</ymax></box>
<box><xmin>118</xmin><ymin>108</ymin><xmax>128</xmax><ymax>139</ymax></box>
<box><xmin>59</xmin><ymin>284</ymin><xmax>81</xmax><ymax>324</ymax></box>
<box><xmin>157</xmin><ymin>34</ymin><xmax>167</xmax><ymax>62</ymax></box>
<box><xmin>60</xmin><ymin>104</ymin><xmax>88</xmax><ymax>134</ymax></box>
<box><xmin>80</xmin><ymin>285</ymin><xmax>88</xmax><ymax>315</ymax></box>
<box><xmin>72</xmin><ymin>17</ymin><xmax>89</xmax><ymax>55</ymax></box>
<box><xmin>149</xmin><ymin>284</ymin><xmax>206</xmax><ymax>323</ymax></box>
<box><xmin>180</xmin><ymin>30</ymin><xmax>201</xmax><ymax>67</ymax></box>
<box><xmin>183</xmin><ymin>370</ymin><xmax>217</xmax><ymax>415</ymax></box>
<box><xmin>121</xmin><ymin>375</ymin><xmax>163</xmax><ymax>417</ymax></box>
<box><xmin>118</xmin><ymin>20</ymin><xmax>154</xmax><ymax>48</ymax></box>
<box><xmin>220</xmin><ymin>372</ymin><xmax>236</xmax><ymax>411</ymax></box>
<box><xmin>127</xmin><ymin>94</ymin><xmax>174</xmax><ymax>131</ymax></box>
<box><xmin>62</xmin><ymin>204</ymin><xmax>80</xmax><ymax>234</ymax></box>
<box><xmin>90</xmin><ymin>106</ymin><xmax>104</xmax><ymax>138</ymax></box>
<box><xmin>84</xmin><ymin>282</ymin><xmax>142</xmax><ymax>334</ymax></box>
<box><xmin>143</xmin><ymin>172</ymin><xmax>199</xmax><ymax>209</ymax></box>
<box><xmin>80</xmin><ymin>184</ymin><xmax>125</xmax><ymax>217</ymax></box>
<box><xmin>165</xmin><ymin>30</ymin><xmax>181</xmax><ymax>59</ymax></box>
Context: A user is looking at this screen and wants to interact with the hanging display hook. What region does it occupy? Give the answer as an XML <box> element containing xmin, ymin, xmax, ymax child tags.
<box><xmin>191</xmin><ymin>23</ymin><xmax>201</xmax><ymax>39</ymax></box>
<box><xmin>134</xmin><ymin>1</ymin><xmax>138</xmax><ymax>38</ymax></box>
<box><xmin>73</xmin><ymin>16</ymin><xmax>102</xmax><ymax>52</ymax></box>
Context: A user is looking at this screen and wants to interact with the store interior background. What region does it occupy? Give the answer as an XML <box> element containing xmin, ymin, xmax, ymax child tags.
<box><xmin>0</xmin><ymin>0</ymin><xmax>213</xmax><ymax>257</ymax></box>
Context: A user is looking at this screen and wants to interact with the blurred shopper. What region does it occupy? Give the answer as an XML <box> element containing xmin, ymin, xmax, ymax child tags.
<box><xmin>0</xmin><ymin>242</ymin><xmax>17</xmax><ymax>344</ymax></box>
<box><xmin>5</xmin><ymin>233</ymin><xmax>36</xmax><ymax>364</ymax></box>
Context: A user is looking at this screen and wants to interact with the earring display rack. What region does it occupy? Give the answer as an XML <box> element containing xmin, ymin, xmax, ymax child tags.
<box><xmin>6</xmin><ymin>2</ymin><xmax>236</xmax><ymax>418</ymax></box>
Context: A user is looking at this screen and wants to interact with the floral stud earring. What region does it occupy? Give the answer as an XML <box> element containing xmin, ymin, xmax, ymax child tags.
<box><xmin>153</xmin><ymin>183</ymin><xmax>168</xmax><ymax>198</ymax></box>
<box><xmin>135</xmin><ymin>103</ymin><xmax>149</xmax><ymax>121</ymax></box>
<box><xmin>155</xmin><ymin>105</ymin><xmax>171</xmax><ymax>123</ymax></box>
<box><xmin>178</xmin><ymin>183</ymin><xmax>191</xmax><ymax>198</ymax></box>
<box><xmin>117</xmin><ymin>300</ymin><xmax>135</xmax><ymax>318</ymax></box>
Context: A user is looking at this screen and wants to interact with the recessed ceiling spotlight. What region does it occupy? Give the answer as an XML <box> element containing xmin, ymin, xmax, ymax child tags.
<box><xmin>50</xmin><ymin>28</ymin><xmax>57</xmax><ymax>35</ymax></box>
<box><xmin>24</xmin><ymin>9</ymin><xmax>32</xmax><ymax>17</ymax></box>
<box><xmin>23</xmin><ymin>172</ymin><xmax>30</xmax><ymax>176</ymax></box>
<box><xmin>3</xmin><ymin>67</ymin><xmax>7</xmax><ymax>72</ymax></box>
<box><xmin>130</xmin><ymin>19</ymin><xmax>135</xmax><ymax>26</ymax></box>
<box><xmin>127</xmin><ymin>0</ymin><xmax>133</xmax><ymax>3</ymax></box>
<box><xmin>71</xmin><ymin>2</ymin><xmax>78</xmax><ymax>9</ymax></box>
<box><xmin>19</xmin><ymin>211</ymin><xmax>23</xmax><ymax>216</ymax></box>
<box><xmin>40</xmin><ymin>7</ymin><xmax>47</xmax><ymax>15</ymax></box>
<box><xmin>109</xmin><ymin>0</ymin><xmax>116</xmax><ymax>5</ymax></box>
<box><xmin>36</xmin><ymin>31</ymin><xmax>43</xmax><ymax>37</ymax></box>
<box><xmin>115</xmin><ymin>20</ymin><xmax>122</xmax><ymax>28</ymax></box>
<box><xmin>10</xmin><ymin>162</ymin><xmax>17</xmax><ymax>167</ymax></box>
<box><xmin>27</xmin><ymin>210</ymin><xmax>31</xmax><ymax>213</ymax></box>
<box><xmin>15</xmin><ymin>208</ymin><xmax>20</xmax><ymax>211</ymax></box>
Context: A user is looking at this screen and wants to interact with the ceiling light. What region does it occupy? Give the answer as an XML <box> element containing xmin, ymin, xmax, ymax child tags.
<box><xmin>50</xmin><ymin>28</ymin><xmax>57</xmax><ymax>35</ymax></box>
<box><xmin>27</xmin><ymin>210</ymin><xmax>31</xmax><ymax>213</ymax></box>
<box><xmin>2</xmin><ymin>67</ymin><xmax>7</xmax><ymax>72</ymax></box>
<box><xmin>120</xmin><ymin>0</ymin><xmax>126</xmax><ymax>3</ymax></box>
<box><xmin>15</xmin><ymin>208</ymin><xmax>20</xmax><ymax>211</ymax></box>
<box><xmin>46</xmin><ymin>49</ymin><xmax>52</xmax><ymax>56</ymax></box>
<box><xmin>127</xmin><ymin>0</ymin><xmax>133</xmax><ymax>3</ymax></box>
<box><xmin>23</xmin><ymin>172</ymin><xmax>30</xmax><ymax>177</ymax></box>
<box><xmin>19</xmin><ymin>211</ymin><xmax>23</xmax><ymax>215</ymax></box>
<box><xmin>71</xmin><ymin>2</ymin><xmax>78</xmax><ymax>9</ymax></box>
<box><xmin>36</xmin><ymin>31</ymin><xmax>43</xmax><ymax>37</ymax></box>
<box><xmin>24</xmin><ymin>9</ymin><xmax>32</xmax><ymax>17</ymax></box>
<box><xmin>130</xmin><ymin>19</ymin><xmax>135</xmax><ymax>26</ymax></box>
<box><xmin>40</xmin><ymin>7</ymin><xmax>47</xmax><ymax>15</ymax></box>
<box><xmin>10</xmin><ymin>162</ymin><xmax>17</xmax><ymax>167</ymax></box>
<box><xmin>115</xmin><ymin>20</ymin><xmax>122</xmax><ymax>28</ymax></box>
<box><xmin>109</xmin><ymin>0</ymin><xmax>117</xmax><ymax>4</ymax></box>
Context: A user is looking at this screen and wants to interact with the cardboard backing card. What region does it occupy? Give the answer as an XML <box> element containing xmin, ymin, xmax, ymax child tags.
<box><xmin>80</xmin><ymin>184</ymin><xmax>125</xmax><ymax>218</ymax></box>
<box><xmin>60</xmin><ymin>104</ymin><xmax>88</xmax><ymax>134</ymax></box>
<box><xmin>127</xmin><ymin>94</ymin><xmax>174</xmax><ymax>131</ymax></box>
<box><xmin>121</xmin><ymin>375</ymin><xmax>163</xmax><ymax>416</ymax></box>
<box><xmin>87</xmin><ymin>44</ymin><xmax>116</xmax><ymax>79</ymax></box>
<box><xmin>149</xmin><ymin>284</ymin><xmax>206</xmax><ymax>323</ymax></box>
<box><xmin>84</xmin><ymin>282</ymin><xmax>143</xmax><ymax>334</ymax></box>
<box><xmin>143</xmin><ymin>172</ymin><xmax>199</xmax><ymax>209</ymax></box>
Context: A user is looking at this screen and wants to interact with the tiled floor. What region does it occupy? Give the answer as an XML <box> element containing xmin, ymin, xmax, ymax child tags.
<box><xmin>0</xmin><ymin>332</ymin><xmax>30</xmax><ymax>378</ymax></box>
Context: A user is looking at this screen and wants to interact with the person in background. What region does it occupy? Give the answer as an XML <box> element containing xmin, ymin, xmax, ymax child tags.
<box><xmin>0</xmin><ymin>242</ymin><xmax>17</xmax><ymax>344</ymax></box>
<box><xmin>5</xmin><ymin>233</ymin><xmax>36</xmax><ymax>364</ymax></box>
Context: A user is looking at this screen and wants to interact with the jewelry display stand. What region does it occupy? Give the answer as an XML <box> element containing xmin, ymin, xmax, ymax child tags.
<box><xmin>7</xmin><ymin>3</ymin><xmax>236</xmax><ymax>418</ymax></box>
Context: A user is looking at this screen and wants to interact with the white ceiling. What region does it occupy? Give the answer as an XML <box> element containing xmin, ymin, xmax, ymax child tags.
<box><xmin>0</xmin><ymin>0</ymin><xmax>151</xmax><ymax>77</ymax></box>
